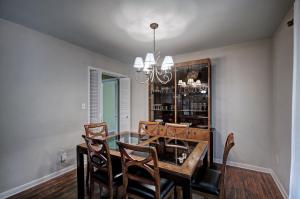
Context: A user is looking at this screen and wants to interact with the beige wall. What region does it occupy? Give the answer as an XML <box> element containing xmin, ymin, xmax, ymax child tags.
<box><xmin>272</xmin><ymin>10</ymin><xmax>293</xmax><ymax>194</ymax></box>
<box><xmin>0</xmin><ymin>19</ymin><xmax>129</xmax><ymax>192</ymax></box>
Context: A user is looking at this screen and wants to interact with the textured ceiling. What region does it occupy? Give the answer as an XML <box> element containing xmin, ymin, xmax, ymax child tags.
<box><xmin>0</xmin><ymin>0</ymin><xmax>293</xmax><ymax>64</ymax></box>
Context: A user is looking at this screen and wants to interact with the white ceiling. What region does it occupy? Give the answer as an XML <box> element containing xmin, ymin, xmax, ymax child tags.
<box><xmin>0</xmin><ymin>0</ymin><xmax>293</xmax><ymax>64</ymax></box>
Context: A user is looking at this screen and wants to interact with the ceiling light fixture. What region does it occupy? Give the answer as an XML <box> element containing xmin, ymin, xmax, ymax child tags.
<box><xmin>133</xmin><ymin>23</ymin><xmax>174</xmax><ymax>84</ymax></box>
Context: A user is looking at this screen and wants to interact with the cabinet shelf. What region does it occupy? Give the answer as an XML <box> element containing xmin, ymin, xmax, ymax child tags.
<box><xmin>177</xmin><ymin>110</ymin><xmax>207</xmax><ymax>112</ymax></box>
<box><xmin>151</xmin><ymin>109</ymin><xmax>175</xmax><ymax>112</ymax></box>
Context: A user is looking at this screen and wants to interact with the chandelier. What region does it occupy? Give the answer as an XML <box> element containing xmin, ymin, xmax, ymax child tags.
<box><xmin>133</xmin><ymin>23</ymin><xmax>174</xmax><ymax>84</ymax></box>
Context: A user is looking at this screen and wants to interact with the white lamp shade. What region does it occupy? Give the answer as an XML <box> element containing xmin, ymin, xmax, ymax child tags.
<box><xmin>161</xmin><ymin>56</ymin><xmax>174</xmax><ymax>70</ymax></box>
<box><xmin>195</xmin><ymin>80</ymin><xmax>201</xmax><ymax>86</ymax></box>
<box><xmin>144</xmin><ymin>53</ymin><xmax>156</xmax><ymax>68</ymax></box>
<box><xmin>187</xmin><ymin>78</ymin><xmax>194</xmax><ymax>85</ymax></box>
<box><xmin>133</xmin><ymin>57</ymin><xmax>144</xmax><ymax>69</ymax></box>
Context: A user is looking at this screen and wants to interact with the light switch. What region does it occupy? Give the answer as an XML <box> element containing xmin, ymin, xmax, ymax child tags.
<box><xmin>81</xmin><ymin>103</ymin><xmax>86</xmax><ymax>110</ymax></box>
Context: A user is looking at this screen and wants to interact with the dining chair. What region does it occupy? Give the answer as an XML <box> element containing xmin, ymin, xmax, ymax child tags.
<box><xmin>191</xmin><ymin>132</ymin><xmax>235</xmax><ymax>199</ymax></box>
<box><xmin>165</xmin><ymin>123</ymin><xmax>189</xmax><ymax>139</ymax></box>
<box><xmin>84</xmin><ymin>122</ymin><xmax>109</xmax><ymax>138</ymax></box>
<box><xmin>84</xmin><ymin>122</ymin><xmax>109</xmax><ymax>190</ymax></box>
<box><xmin>116</xmin><ymin>141</ymin><xmax>175</xmax><ymax>199</ymax></box>
<box><xmin>138</xmin><ymin>121</ymin><xmax>160</xmax><ymax>136</ymax></box>
<box><xmin>82</xmin><ymin>135</ymin><xmax>122</xmax><ymax>199</ymax></box>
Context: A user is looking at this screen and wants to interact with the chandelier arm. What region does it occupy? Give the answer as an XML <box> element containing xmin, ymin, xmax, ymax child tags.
<box><xmin>155</xmin><ymin>67</ymin><xmax>172</xmax><ymax>84</ymax></box>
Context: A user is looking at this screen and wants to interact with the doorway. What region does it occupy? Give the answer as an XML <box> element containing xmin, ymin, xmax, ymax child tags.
<box><xmin>102</xmin><ymin>74</ymin><xmax>119</xmax><ymax>133</ymax></box>
<box><xmin>88</xmin><ymin>67</ymin><xmax>131</xmax><ymax>133</ymax></box>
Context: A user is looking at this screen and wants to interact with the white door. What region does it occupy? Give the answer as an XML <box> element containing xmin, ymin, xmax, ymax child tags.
<box><xmin>119</xmin><ymin>78</ymin><xmax>131</xmax><ymax>132</ymax></box>
<box><xmin>103</xmin><ymin>79</ymin><xmax>118</xmax><ymax>132</ymax></box>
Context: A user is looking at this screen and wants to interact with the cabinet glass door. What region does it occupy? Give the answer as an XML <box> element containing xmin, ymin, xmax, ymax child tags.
<box><xmin>149</xmin><ymin>75</ymin><xmax>175</xmax><ymax>124</ymax></box>
<box><xmin>176</xmin><ymin>62</ymin><xmax>209</xmax><ymax>129</ymax></box>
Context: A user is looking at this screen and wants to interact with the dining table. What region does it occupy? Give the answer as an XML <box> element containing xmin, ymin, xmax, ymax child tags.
<box><xmin>76</xmin><ymin>131</ymin><xmax>208</xmax><ymax>199</ymax></box>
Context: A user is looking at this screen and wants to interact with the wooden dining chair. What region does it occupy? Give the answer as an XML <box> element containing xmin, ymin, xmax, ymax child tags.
<box><xmin>116</xmin><ymin>141</ymin><xmax>175</xmax><ymax>199</ymax></box>
<box><xmin>84</xmin><ymin>122</ymin><xmax>109</xmax><ymax>190</ymax></box>
<box><xmin>82</xmin><ymin>135</ymin><xmax>122</xmax><ymax>199</ymax></box>
<box><xmin>138</xmin><ymin>121</ymin><xmax>160</xmax><ymax>136</ymax></box>
<box><xmin>192</xmin><ymin>132</ymin><xmax>235</xmax><ymax>199</ymax></box>
<box><xmin>84</xmin><ymin>122</ymin><xmax>109</xmax><ymax>138</ymax></box>
<box><xmin>165</xmin><ymin>123</ymin><xmax>189</xmax><ymax>139</ymax></box>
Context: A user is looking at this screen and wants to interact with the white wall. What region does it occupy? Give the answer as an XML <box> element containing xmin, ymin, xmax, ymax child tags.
<box><xmin>272</xmin><ymin>10</ymin><xmax>293</xmax><ymax>194</ymax></box>
<box><xmin>0</xmin><ymin>19</ymin><xmax>129</xmax><ymax>193</ymax></box>
<box><xmin>289</xmin><ymin>0</ymin><xmax>300</xmax><ymax>198</ymax></box>
<box><xmin>131</xmin><ymin>39</ymin><xmax>274</xmax><ymax>168</ymax></box>
<box><xmin>130</xmin><ymin>68</ymin><xmax>149</xmax><ymax>131</ymax></box>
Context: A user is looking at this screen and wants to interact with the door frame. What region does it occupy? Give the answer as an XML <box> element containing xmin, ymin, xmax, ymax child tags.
<box><xmin>87</xmin><ymin>66</ymin><xmax>128</xmax><ymax>125</ymax></box>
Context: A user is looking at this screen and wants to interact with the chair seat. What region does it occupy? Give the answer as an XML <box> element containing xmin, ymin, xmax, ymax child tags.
<box><xmin>191</xmin><ymin>168</ymin><xmax>221</xmax><ymax>196</ymax></box>
<box><xmin>92</xmin><ymin>169</ymin><xmax>122</xmax><ymax>186</ymax></box>
<box><xmin>126</xmin><ymin>167</ymin><xmax>174</xmax><ymax>199</ymax></box>
<box><xmin>127</xmin><ymin>177</ymin><xmax>174</xmax><ymax>199</ymax></box>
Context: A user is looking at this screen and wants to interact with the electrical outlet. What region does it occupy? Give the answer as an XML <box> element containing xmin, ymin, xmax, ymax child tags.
<box><xmin>81</xmin><ymin>103</ymin><xmax>86</xmax><ymax>110</ymax></box>
<box><xmin>61</xmin><ymin>151</ymin><xmax>67</xmax><ymax>163</ymax></box>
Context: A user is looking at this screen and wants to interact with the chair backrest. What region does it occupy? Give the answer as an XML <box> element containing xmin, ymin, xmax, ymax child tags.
<box><xmin>165</xmin><ymin>123</ymin><xmax>189</xmax><ymax>138</ymax></box>
<box><xmin>82</xmin><ymin>135</ymin><xmax>113</xmax><ymax>186</ymax></box>
<box><xmin>138</xmin><ymin>121</ymin><xmax>160</xmax><ymax>136</ymax></box>
<box><xmin>117</xmin><ymin>141</ymin><xmax>161</xmax><ymax>199</ymax></box>
<box><xmin>219</xmin><ymin>133</ymin><xmax>235</xmax><ymax>197</ymax></box>
<box><xmin>84</xmin><ymin>122</ymin><xmax>108</xmax><ymax>138</ymax></box>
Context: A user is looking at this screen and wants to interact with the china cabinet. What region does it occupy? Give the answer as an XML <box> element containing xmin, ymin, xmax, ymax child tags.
<box><xmin>148</xmin><ymin>58</ymin><xmax>214</xmax><ymax>166</ymax></box>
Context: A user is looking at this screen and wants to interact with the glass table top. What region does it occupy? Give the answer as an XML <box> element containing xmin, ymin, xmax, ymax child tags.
<box><xmin>133</xmin><ymin>137</ymin><xmax>198</xmax><ymax>166</ymax></box>
<box><xmin>107</xmin><ymin>132</ymin><xmax>151</xmax><ymax>151</ymax></box>
<box><xmin>107</xmin><ymin>132</ymin><xmax>199</xmax><ymax>166</ymax></box>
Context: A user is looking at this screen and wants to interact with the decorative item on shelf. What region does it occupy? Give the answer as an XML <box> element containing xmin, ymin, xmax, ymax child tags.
<box><xmin>154</xmin><ymin>119</ymin><xmax>163</xmax><ymax>123</ymax></box>
<box><xmin>178</xmin><ymin>78</ymin><xmax>207</xmax><ymax>95</ymax></box>
<box><xmin>133</xmin><ymin>23</ymin><xmax>174</xmax><ymax>84</ymax></box>
<box><xmin>153</xmin><ymin>104</ymin><xmax>162</xmax><ymax>111</ymax></box>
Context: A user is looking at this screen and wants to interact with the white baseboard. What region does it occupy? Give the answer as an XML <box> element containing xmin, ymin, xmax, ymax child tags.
<box><xmin>214</xmin><ymin>158</ymin><xmax>288</xmax><ymax>199</ymax></box>
<box><xmin>0</xmin><ymin>164</ymin><xmax>76</xmax><ymax>199</ymax></box>
<box><xmin>270</xmin><ymin>170</ymin><xmax>288</xmax><ymax>199</ymax></box>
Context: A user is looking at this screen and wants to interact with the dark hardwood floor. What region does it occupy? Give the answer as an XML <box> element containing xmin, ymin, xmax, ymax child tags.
<box><xmin>8</xmin><ymin>166</ymin><xmax>283</xmax><ymax>199</ymax></box>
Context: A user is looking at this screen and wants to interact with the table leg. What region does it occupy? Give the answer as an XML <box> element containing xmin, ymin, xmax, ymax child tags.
<box><xmin>182</xmin><ymin>179</ymin><xmax>192</xmax><ymax>199</ymax></box>
<box><xmin>77</xmin><ymin>146</ymin><xmax>85</xmax><ymax>199</ymax></box>
<box><xmin>203</xmin><ymin>151</ymin><xmax>208</xmax><ymax>169</ymax></box>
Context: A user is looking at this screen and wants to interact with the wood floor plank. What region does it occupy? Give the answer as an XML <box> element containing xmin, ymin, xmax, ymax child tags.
<box><xmin>7</xmin><ymin>165</ymin><xmax>283</xmax><ymax>199</ymax></box>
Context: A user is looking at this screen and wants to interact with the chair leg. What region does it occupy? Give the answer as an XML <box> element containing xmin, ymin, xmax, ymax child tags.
<box><xmin>108</xmin><ymin>187</ymin><xmax>113</xmax><ymax>199</ymax></box>
<box><xmin>99</xmin><ymin>185</ymin><xmax>102</xmax><ymax>198</ymax></box>
<box><xmin>115</xmin><ymin>186</ymin><xmax>119</xmax><ymax>199</ymax></box>
<box><xmin>171</xmin><ymin>187</ymin><xmax>175</xmax><ymax>199</ymax></box>
<box><xmin>86</xmin><ymin>162</ymin><xmax>90</xmax><ymax>191</ymax></box>
<box><xmin>89</xmin><ymin>178</ymin><xmax>94</xmax><ymax>199</ymax></box>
